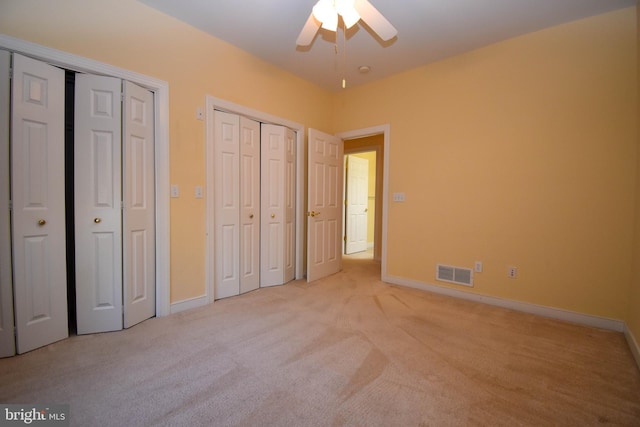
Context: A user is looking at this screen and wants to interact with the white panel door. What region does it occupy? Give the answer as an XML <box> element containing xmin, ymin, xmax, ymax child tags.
<box><xmin>239</xmin><ymin>116</ymin><xmax>260</xmax><ymax>294</ymax></box>
<box><xmin>214</xmin><ymin>110</ymin><xmax>240</xmax><ymax>299</ymax></box>
<box><xmin>75</xmin><ymin>74</ymin><xmax>123</xmax><ymax>334</ymax></box>
<box><xmin>284</xmin><ymin>127</ymin><xmax>296</xmax><ymax>283</ymax></box>
<box><xmin>307</xmin><ymin>128</ymin><xmax>343</xmax><ymax>282</ymax></box>
<box><xmin>12</xmin><ymin>54</ymin><xmax>68</xmax><ymax>353</ymax></box>
<box><xmin>261</xmin><ymin>124</ymin><xmax>288</xmax><ymax>287</ymax></box>
<box><xmin>345</xmin><ymin>155</ymin><xmax>369</xmax><ymax>254</ymax></box>
<box><xmin>122</xmin><ymin>81</ymin><xmax>155</xmax><ymax>328</ymax></box>
<box><xmin>0</xmin><ymin>50</ymin><xmax>15</xmax><ymax>358</ymax></box>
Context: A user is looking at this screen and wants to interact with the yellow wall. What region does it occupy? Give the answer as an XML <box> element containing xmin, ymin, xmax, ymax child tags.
<box><xmin>628</xmin><ymin>5</ymin><xmax>640</xmax><ymax>356</ymax></box>
<box><xmin>0</xmin><ymin>0</ymin><xmax>333</xmax><ymax>303</ymax></box>
<box><xmin>334</xmin><ymin>7</ymin><xmax>637</xmax><ymax>320</ymax></box>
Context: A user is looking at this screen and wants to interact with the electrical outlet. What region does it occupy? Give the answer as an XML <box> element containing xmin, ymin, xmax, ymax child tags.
<box><xmin>474</xmin><ymin>261</ymin><xmax>483</xmax><ymax>273</ymax></box>
<box><xmin>508</xmin><ymin>266</ymin><xmax>517</xmax><ymax>278</ymax></box>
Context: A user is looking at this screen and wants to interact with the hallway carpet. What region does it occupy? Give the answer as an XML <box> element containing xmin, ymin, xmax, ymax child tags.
<box><xmin>1</xmin><ymin>256</ymin><xmax>639</xmax><ymax>426</ymax></box>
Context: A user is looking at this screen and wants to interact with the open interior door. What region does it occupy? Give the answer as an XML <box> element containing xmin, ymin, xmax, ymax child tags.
<box><xmin>307</xmin><ymin>129</ymin><xmax>343</xmax><ymax>282</ymax></box>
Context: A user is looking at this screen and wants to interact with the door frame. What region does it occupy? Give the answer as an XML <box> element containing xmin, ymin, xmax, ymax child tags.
<box><xmin>0</xmin><ymin>35</ymin><xmax>171</xmax><ymax>317</ymax></box>
<box><xmin>337</xmin><ymin>125</ymin><xmax>390</xmax><ymax>279</ymax></box>
<box><xmin>205</xmin><ymin>96</ymin><xmax>306</xmax><ymax>303</ymax></box>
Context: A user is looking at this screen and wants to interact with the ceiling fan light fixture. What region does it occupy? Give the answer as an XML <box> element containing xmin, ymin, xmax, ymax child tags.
<box><xmin>320</xmin><ymin>10</ymin><xmax>338</xmax><ymax>31</ymax></box>
<box><xmin>313</xmin><ymin>0</ymin><xmax>359</xmax><ymax>31</ymax></box>
<box><xmin>336</xmin><ymin>0</ymin><xmax>360</xmax><ymax>28</ymax></box>
<box><xmin>312</xmin><ymin>1</ymin><xmax>334</xmax><ymax>25</ymax></box>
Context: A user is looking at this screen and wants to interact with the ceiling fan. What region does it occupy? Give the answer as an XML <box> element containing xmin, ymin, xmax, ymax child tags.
<box><xmin>296</xmin><ymin>0</ymin><xmax>398</xmax><ymax>46</ymax></box>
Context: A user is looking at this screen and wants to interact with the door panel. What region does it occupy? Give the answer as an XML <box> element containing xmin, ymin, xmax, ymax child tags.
<box><xmin>307</xmin><ymin>128</ymin><xmax>343</xmax><ymax>282</ymax></box>
<box><xmin>284</xmin><ymin>128</ymin><xmax>295</xmax><ymax>282</ymax></box>
<box><xmin>261</xmin><ymin>124</ymin><xmax>285</xmax><ymax>287</ymax></box>
<box><xmin>75</xmin><ymin>74</ymin><xmax>123</xmax><ymax>334</ymax></box>
<box><xmin>239</xmin><ymin>116</ymin><xmax>260</xmax><ymax>294</ymax></box>
<box><xmin>12</xmin><ymin>54</ymin><xmax>68</xmax><ymax>353</ymax></box>
<box><xmin>0</xmin><ymin>50</ymin><xmax>15</xmax><ymax>357</ymax></box>
<box><xmin>345</xmin><ymin>155</ymin><xmax>369</xmax><ymax>254</ymax></box>
<box><xmin>123</xmin><ymin>81</ymin><xmax>155</xmax><ymax>328</ymax></box>
<box><xmin>214</xmin><ymin>111</ymin><xmax>240</xmax><ymax>299</ymax></box>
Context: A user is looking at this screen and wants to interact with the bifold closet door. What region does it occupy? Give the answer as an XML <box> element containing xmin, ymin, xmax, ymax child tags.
<box><xmin>239</xmin><ymin>116</ymin><xmax>261</xmax><ymax>294</ymax></box>
<box><xmin>214</xmin><ymin>111</ymin><xmax>260</xmax><ymax>299</ymax></box>
<box><xmin>75</xmin><ymin>76</ymin><xmax>155</xmax><ymax>333</ymax></box>
<box><xmin>11</xmin><ymin>54</ymin><xmax>68</xmax><ymax>354</ymax></box>
<box><xmin>74</xmin><ymin>74</ymin><xmax>123</xmax><ymax>334</ymax></box>
<box><xmin>0</xmin><ymin>50</ymin><xmax>15</xmax><ymax>358</ymax></box>
<box><xmin>260</xmin><ymin>124</ymin><xmax>295</xmax><ymax>287</ymax></box>
<box><xmin>122</xmin><ymin>80</ymin><xmax>156</xmax><ymax>328</ymax></box>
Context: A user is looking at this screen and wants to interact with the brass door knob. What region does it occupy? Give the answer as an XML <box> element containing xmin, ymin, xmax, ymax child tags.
<box><xmin>271</xmin><ymin>213</ymin><xmax>275</xmax><ymax>218</ymax></box>
<box><xmin>249</xmin><ymin>214</ymin><xmax>254</xmax><ymax>219</ymax></box>
<box><xmin>37</xmin><ymin>219</ymin><xmax>46</xmax><ymax>226</ymax></box>
<box><xmin>94</xmin><ymin>218</ymin><xmax>102</xmax><ymax>224</ymax></box>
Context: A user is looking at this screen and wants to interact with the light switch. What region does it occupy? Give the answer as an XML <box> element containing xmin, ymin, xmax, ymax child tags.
<box><xmin>393</xmin><ymin>192</ymin><xmax>406</xmax><ymax>202</ymax></box>
<box><xmin>195</xmin><ymin>186</ymin><xmax>203</xmax><ymax>199</ymax></box>
<box><xmin>171</xmin><ymin>185</ymin><xmax>179</xmax><ymax>198</ymax></box>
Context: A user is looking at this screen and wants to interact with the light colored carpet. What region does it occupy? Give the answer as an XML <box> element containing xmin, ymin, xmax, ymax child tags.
<box><xmin>1</xmin><ymin>256</ymin><xmax>639</xmax><ymax>426</ymax></box>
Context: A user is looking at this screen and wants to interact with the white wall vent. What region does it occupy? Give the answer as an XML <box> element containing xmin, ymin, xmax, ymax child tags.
<box><xmin>436</xmin><ymin>264</ymin><xmax>473</xmax><ymax>287</ymax></box>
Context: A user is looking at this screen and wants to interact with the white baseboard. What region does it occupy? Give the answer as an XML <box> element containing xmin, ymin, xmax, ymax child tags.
<box><xmin>383</xmin><ymin>274</ymin><xmax>625</xmax><ymax>332</ymax></box>
<box><xmin>624</xmin><ymin>324</ymin><xmax>640</xmax><ymax>371</ymax></box>
<box><xmin>170</xmin><ymin>295</ymin><xmax>209</xmax><ymax>314</ymax></box>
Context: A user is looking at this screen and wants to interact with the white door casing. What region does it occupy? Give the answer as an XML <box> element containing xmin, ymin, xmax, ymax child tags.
<box><xmin>261</xmin><ymin>124</ymin><xmax>296</xmax><ymax>287</ymax></box>
<box><xmin>75</xmin><ymin>74</ymin><xmax>123</xmax><ymax>334</ymax></box>
<box><xmin>307</xmin><ymin>128</ymin><xmax>343</xmax><ymax>282</ymax></box>
<box><xmin>345</xmin><ymin>155</ymin><xmax>369</xmax><ymax>254</ymax></box>
<box><xmin>239</xmin><ymin>116</ymin><xmax>261</xmax><ymax>294</ymax></box>
<box><xmin>123</xmin><ymin>80</ymin><xmax>155</xmax><ymax>328</ymax></box>
<box><xmin>0</xmin><ymin>50</ymin><xmax>15</xmax><ymax>358</ymax></box>
<box><xmin>12</xmin><ymin>54</ymin><xmax>68</xmax><ymax>354</ymax></box>
<box><xmin>214</xmin><ymin>110</ymin><xmax>240</xmax><ymax>299</ymax></box>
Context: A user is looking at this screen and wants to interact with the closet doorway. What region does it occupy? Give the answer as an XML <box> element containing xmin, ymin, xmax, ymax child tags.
<box><xmin>0</xmin><ymin>36</ymin><xmax>170</xmax><ymax>357</ymax></box>
<box><xmin>212</xmin><ymin>111</ymin><xmax>296</xmax><ymax>299</ymax></box>
<box><xmin>205</xmin><ymin>97</ymin><xmax>306</xmax><ymax>302</ymax></box>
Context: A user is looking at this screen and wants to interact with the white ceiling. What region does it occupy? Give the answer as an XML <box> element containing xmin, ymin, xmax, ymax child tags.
<box><xmin>138</xmin><ymin>0</ymin><xmax>636</xmax><ymax>92</ymax></box>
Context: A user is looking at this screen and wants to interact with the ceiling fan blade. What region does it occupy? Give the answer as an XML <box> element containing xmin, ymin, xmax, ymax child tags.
<box><xmin>296</xmin><ymin>13</ymin><xmax>320</xmax><ymax>46</ymax></box>
<box><xmin>353</xmin><ymin>0</ymin><xmax>398</xmax><ymax>41</ymax></box>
